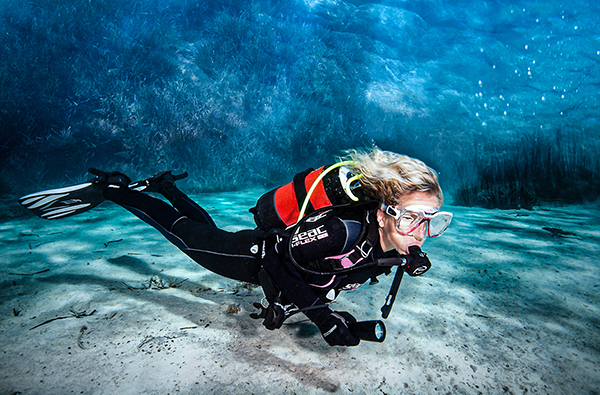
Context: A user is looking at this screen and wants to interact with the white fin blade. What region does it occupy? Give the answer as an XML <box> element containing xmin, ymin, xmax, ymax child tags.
<box><xmin>28</xmin><ymin>193</ymin><xmax>69</xmax><ymax>209</ymax></box>
<box><xmin>41</xmin><ymin>203</ymin><xmax>92</xmax><ymax>219</ymax></box>
<box><xmin>19</xmin><ymin>182</ymin><xmax>93</xmax><ymax>201</ymax></box>
<box><xmin>20</xmin><ymin>195</ymin><xmax>47</xmax><ymax>206</ymax></box>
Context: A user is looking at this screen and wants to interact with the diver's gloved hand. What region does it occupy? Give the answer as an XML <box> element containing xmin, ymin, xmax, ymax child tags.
<box><xmin>250</xmin><ymin>301</ymin><xmax>286</xmax><ymax>330</ymax></box>
<box><xmin>317</xmin><ymin>311</ymin><xmax>360</xmax><ymax>347</ymax></box>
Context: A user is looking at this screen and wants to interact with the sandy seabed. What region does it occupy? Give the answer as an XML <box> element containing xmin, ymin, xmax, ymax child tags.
<box><xmin>1</xmin><ymin>189</ymin><xmax>599</xmax><ymax>394</ymax></box>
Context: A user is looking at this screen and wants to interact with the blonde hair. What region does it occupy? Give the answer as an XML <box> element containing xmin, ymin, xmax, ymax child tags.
<box><xmin>341</xmin><ymin>147</ymin><xmax>443</xmax><ymax>205</ymax></box>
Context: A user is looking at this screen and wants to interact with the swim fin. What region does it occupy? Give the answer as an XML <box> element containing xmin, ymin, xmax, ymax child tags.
<box><xmin>129</xmin><ymin>170</ymin><xmax>188</xmax><ymax>193</ymax></box>
<box><xmin>19</xmin><ymin>168</ymin><xmax>130</xmax><ymax>220</ymax></box>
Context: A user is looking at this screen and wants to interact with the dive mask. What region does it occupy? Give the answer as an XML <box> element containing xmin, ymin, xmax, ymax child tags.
<box><xmin>381</xmin><ymin>203</ymin><xmax>453</xmax><ymax>238</ymax></box>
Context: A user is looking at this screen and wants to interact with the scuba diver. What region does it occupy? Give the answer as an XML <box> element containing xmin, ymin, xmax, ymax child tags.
<box><xmin>19</xmin><ymin>147</ymin><xmax>452</xmax><ymax>347</ymax></box>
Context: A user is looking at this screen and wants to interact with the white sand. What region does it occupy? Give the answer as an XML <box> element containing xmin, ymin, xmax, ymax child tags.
<box><xmin>1</xmin><ymin>190</ymin><xmax>599</xmax><ymax>394</ymax></box>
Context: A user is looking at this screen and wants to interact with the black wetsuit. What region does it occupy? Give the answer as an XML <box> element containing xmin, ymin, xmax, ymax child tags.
<box><xmin>104</xmin><ymin>183</ymin><xmax>266</xmax><ymax>284</ymax></box>
<box><xmin>103</xmin><ymin>184</ymin><xmax>393</xmax><ymax>317</ymax></box>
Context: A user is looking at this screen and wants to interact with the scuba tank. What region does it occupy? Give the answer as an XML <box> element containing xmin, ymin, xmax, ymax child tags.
<box><xmin>250</xmin><ymin>161</ymin><xmax>365</xmax><ymax>230</ymax></box>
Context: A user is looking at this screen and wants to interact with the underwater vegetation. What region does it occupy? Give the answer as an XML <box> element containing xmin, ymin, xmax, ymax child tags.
<box><xmin>0</xmin><ymin>0</ymin><xmax>374</xmax><ymax>194</ymax></box>
<box><xmin>454</xmin><ymin>182</ymin><xmax>538</xmax><ymax>210</ymax></box>
<box><xmin>1</xmin><ymin>0</ymin><xmax>599</xmax><ymax>202</ymax></box>
<box><xmin>453</xmin><ymin>128</ymin><xmax>600</xmax><ymax>208</ymax></box>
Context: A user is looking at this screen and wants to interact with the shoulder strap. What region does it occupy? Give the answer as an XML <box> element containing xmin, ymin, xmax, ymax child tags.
<box><xmin>285</xmin><ymin>202</ymin><xmax>388</xmax><ymax>276</ymax></box>
<box><xmin>293</xmin><ymin>168</ymin><xmax>314</xmax><ymax>216</ymax></box>
<box><xmin>324</xmin><ymin>209</ymin><xmax>380</xmax><ymax>270</ymax></box>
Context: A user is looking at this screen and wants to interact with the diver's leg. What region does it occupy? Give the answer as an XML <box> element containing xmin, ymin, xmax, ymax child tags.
<box><xmin>130</xmin><ymin>170</ymin><xmax>216</xmax><ymax>227</ymax></box>
<box><xmin>104</xmin><ymin>183</ymin><xmax>264</xmax><ymax>284</ymax></box>
<box><xmin>172</xmin><ymin>218</ymin><xmax>265</xmax><ymax>284</ymax></box>
<box><xmin>159</xmin><ymin>185</ymin><xmax>217</xmax><ymax>228</ymax></box>
<box><xmin>103</xmin><ymin>183</ymin><xmax>190</xmax><ymax>250</ymax></box>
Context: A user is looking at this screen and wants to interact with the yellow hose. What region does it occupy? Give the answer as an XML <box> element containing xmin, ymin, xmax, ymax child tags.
<box><xmin>296</xmin><ymin>161</ymin><xmax>359</xmax><ymax>224</ymax></box>
<box><xmin>344</xmin><ymin>173</ymin><xmax>363</xmax><ymax>202</ymax></box>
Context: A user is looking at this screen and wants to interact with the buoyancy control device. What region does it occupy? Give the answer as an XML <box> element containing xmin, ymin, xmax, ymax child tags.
<box><xmin>251</xmin><ymin>162</ymin><xmax>434</xmax><ymax>326</ymax></box>
<box><xmin>282</xmin><ymin>204</ymin><xmax>433</xmax><ymax>320</ymax></box>
<box><xmin>250</xmin><ymin>161</ymin><xmax>365</xmax><ymax>230</ymax></box>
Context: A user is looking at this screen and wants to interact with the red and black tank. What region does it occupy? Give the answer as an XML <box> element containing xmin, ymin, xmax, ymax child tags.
<box><xmin>250</xmin><ymin>162</ymin><xmax>365</xmax><ymax>231</ymax></box>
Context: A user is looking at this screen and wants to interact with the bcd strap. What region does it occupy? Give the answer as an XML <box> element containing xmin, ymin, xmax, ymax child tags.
<box><xmin>323</xmin><ymin>210</ymin><xmax>379</xmax><ymax>271</ymax></box>
<box><xmin>257</xmin><ymin>268</ymin><xmax>279</xmax><ymax>303</ymax></box>
<box><xmin>293</xmin><ymin>168</ymin><xmax>315</xmax><ymax>216</ymax></box>
<box><xmin>286</xmin><ymin>203</ymin><xmax>382</xmax><ymax>276</ymax></box>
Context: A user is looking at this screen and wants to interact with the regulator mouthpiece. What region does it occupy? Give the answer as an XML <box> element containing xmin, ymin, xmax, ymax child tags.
<box><xmin>405</xmin><ymin>245</ymin><xmax>431</xmax><ymax>277</ymax></box>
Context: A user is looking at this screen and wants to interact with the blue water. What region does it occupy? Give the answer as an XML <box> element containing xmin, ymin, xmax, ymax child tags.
<box><xmin>1</xmin><ymin>0</ymin><xmax>599</xmax><ymax>205</ymax></box>
<box><xmin>1</xmin><ymin>1</ymin><xmax>600</xmax><ymax>393</ymax></box>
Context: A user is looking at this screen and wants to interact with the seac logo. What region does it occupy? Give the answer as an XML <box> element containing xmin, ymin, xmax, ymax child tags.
<box><xmin>291</xmin><ymin>225</ymin><xmax>329</xmax><ymax>247</ymax></box>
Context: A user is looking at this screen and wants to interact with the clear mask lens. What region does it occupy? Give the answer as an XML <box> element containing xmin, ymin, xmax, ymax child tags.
<box><xmin>384</xmin><ymin>204</ymin><xmax>453</xmax><ymax>238</ymax></box>
<box><xmin>397</xmin><ymin>210</ymin><xmax>423</xmax><ymax>233</ymax></box>
<box><xmin>427</xmin><ymin>212</ymin><xmax>453</xmax><ymax>237</ymax></box>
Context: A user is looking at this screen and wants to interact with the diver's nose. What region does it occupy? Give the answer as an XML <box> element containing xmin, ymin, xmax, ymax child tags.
<box><xmin>413</xmin><ymin>221</ymin><xmax>428</xmax><ymax>241</ymax></box>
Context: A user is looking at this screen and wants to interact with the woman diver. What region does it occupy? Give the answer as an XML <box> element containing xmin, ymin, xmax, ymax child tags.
<box><xmin>19</xmin><ymin>147</ymin><xmax>453</xmax><ymax>347</ymax></box>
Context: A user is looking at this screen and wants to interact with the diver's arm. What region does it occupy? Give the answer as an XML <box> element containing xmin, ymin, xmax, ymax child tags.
<box><xmin>261</xmin><ymin>248</ymin><xmax>359</xmax><ymax>346</ymax></box>
<box><xmin>261</xmin><ymin>247</ymin><xmax>331</xmax><ymax>319</ymax></box>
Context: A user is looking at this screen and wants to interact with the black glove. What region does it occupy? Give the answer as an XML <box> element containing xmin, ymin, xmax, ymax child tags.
<box><xmin>250</xmin><ymin>302</ymin><xmax>286</xmax><ymax>330</ymax></box>
<box><xmin>317</xmin><ymin>311</ymin><xmax>360</xmax><ymax>347</ymax></box>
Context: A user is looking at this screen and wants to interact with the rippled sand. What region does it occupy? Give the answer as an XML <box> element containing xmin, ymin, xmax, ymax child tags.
<box><xmin>1</xmin><ymin>191</ymin><xmax>598</xmax><ymax>394</ymax></box>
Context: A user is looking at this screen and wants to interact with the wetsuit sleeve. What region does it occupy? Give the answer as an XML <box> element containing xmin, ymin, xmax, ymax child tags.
<box><xmin>261</xmin><ymin>247</ymin><xmax>332</xmax><ymax>324</ymax></box>
<box><xmin>261</xmin><ymin>213</ymin><xmax>364</xmax><ymax>324</ymax></box>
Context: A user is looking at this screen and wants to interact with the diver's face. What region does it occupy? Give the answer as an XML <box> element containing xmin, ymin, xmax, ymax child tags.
<box><xmin>377</xmin><ymin>191</ymin><xmax>441</xmax><ymax>255</ymax></box>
